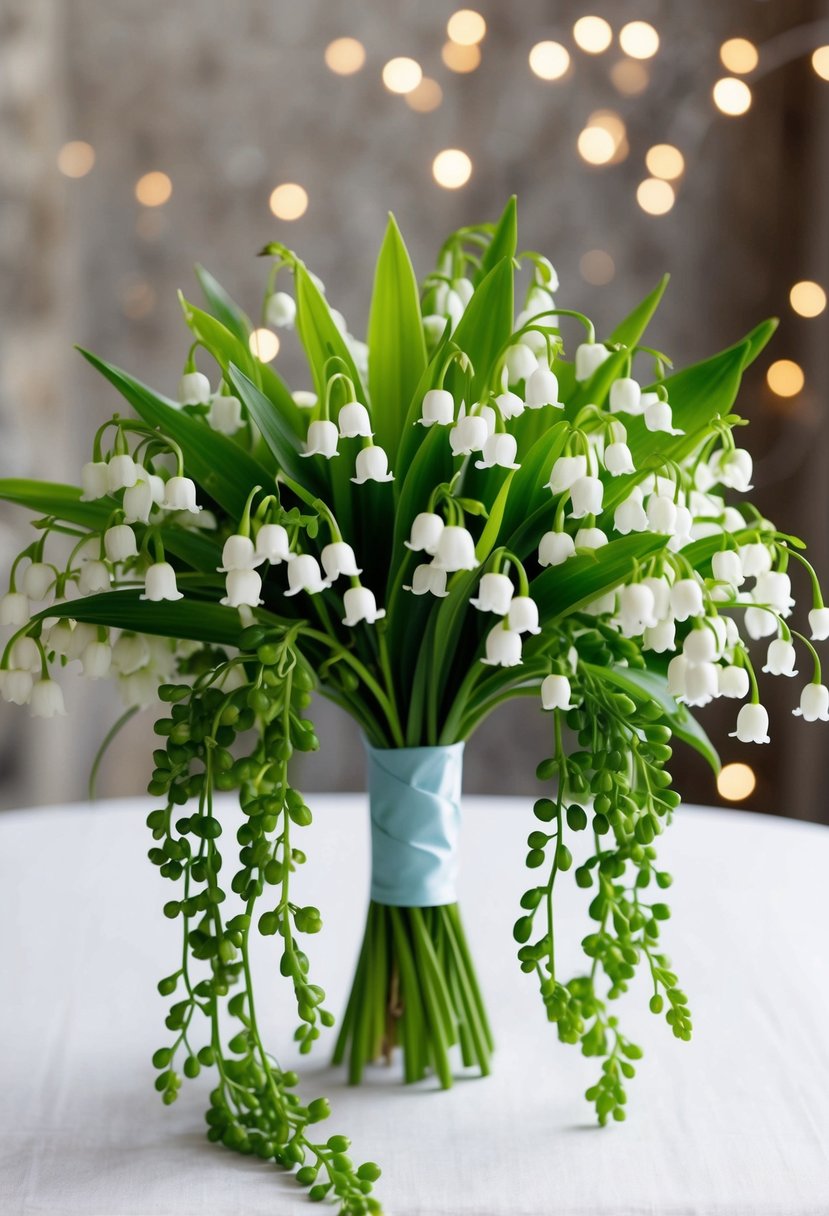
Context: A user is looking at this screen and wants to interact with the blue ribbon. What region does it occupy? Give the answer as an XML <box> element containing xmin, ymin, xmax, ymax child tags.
<box><xmin>365</xmin><ymin>741</ymin><xmax>464</xmax><ymax>907</ymax></box>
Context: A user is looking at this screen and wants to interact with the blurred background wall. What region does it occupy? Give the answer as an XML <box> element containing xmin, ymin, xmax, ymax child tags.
<box><xmin>1</xmin><ymin>0</ymin><xmax>828</xmax><ymax>818</ymax></box>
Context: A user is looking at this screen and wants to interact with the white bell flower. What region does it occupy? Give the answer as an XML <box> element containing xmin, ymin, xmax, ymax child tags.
<box><xmin>107</xmin><ymin>454</ymin><xmax>139</xmax><ymax>493</ymax></box>
<box><xmin>614</xmin><ymin>493</ymin><xmax>648</xmax><ymax>535</ymax></box>
<box><xmin>585</xmin><ymin>591</ymin><xmax>615</xmax><ymax>615</ymax></box>
<box><xmin>254</xmin><ymin>524</ymin><xmax>291</xmax><ymax>565</ymax></box>
<box><xmin>538</xmin><ymin>530</ymin><xmax>575</xmax><ymax>567</ymax></box>
<box><xmin>449</xmin><ymin>414</ymin><xmax>489</xmax><ymax>456</ymax></box>
<box><xmin>264</xmin><ymin>291</ymin><xmax>297</xmax><ymax>329</ymax></box>
<box><xmin>643</xmin><ymin>620</ymin><xmax>676</xmax><ymax>653</ymax></box>
<box><xmin>81</xmin><ymin>461</ymin><xmax>111</xmax><ymax>501</ymax></box>
<box><xmin>22</xmin><ymin>562</ymin><xmax>55</xmax><ymax>601</ymax></box>
<box><xmin>793</xmin><ymin>683</ymin><xmax>829</xmax><ymax>722</ymax></box>
<box><xmin>754</xmin><ymin>571</ymin><xmax>794</xmax><ymax>615</ymax></box>
<box><xmin>504</xmin><ymin>344</ymin><xmax>538</xmax><ymax>384</ymax></box>
<box><xmin>481</xmin><ymin>625</ymin><xmax>523</xmax><ymax>667</ymax></box>
<box><xmin>809</xmin><ymin>607</ymin><xmax>829</xmax><ymax>641</ymax></box>
<box><xmin>470</xmin><ymin>573</ymin><xmax>514</xmax><ymax>615</ymax></box>
<box><xmin>405</xmin><ymin>512</ymin><xmax>444</xmax><ymax>556</ymax></box>
<box><xmin>433</xmin><ymin>526</ymin><xmax>478</xmax><ymax>572</ymax></box>
<box><xmin>722</xmin><ymin>507</ymin><xmax>747</xmax><ymax>533</ymax></box>
<box><xmin>321</xmin><ymin>542</ymin><xmax>362</xmax><ymax>581</ymax></box>
<box><xmin>122</xmin><ymin>478</ymin><xmax>155</xmax><ymax>525</ymax></box>
<box><xmin>569</xmin><ymin>476</ymin><xmax>603</xmax><ymax>518</ymax></box>
<box><xmin>494</xmin><ymin>391</ymin><xmax>524</xmax><ymax>420</ymax></box>
<box><xmin>669</xmin><ymin>578</ymin><xmax>704</xmax><ymax>622</ymax></box>
<box><xmin>208</xmin><ymin>395</ymin><xmax>243</xmax><ymax>435</ymax></box>
<box><xmin>762</xmin><ymin>638</ymin><xmax>798</xmax><ymax>676</ymax></box>
<box><xmin>63</xmin><ymin>623</ymin><xmax>97</xmax><ymax>662</ymax></box>
<box><xmin>221</xmin><ymin>569</ymin><xmax>263</xmax><ymax>608</ymax></box>
<box><xmin>353</xmin><ymin>446</ymin><xmax>394</xmax><ymax>484</ymax></box>
<box><xmin>342</xmin><ymin>586</ymin><xmax>386</xmax><ymax>626</ymax></box>
<box><xmin>220</xmin><ymin>535</ymin><xmax>263</xmax><ymax>572</ymax></box>
<box><xmin>142</xmin><ymin>562</ymin><xmax>183</xmax><ymax>602</ymax></box>
<box><xmin>642</xmin><ymin>576</ymin><xmax>672</xmax><ymax>621</ymax></box>
<box><xmin>104</xmin><ymin>526</ymin><xmax>138</xmax><ymax>564</ymax></box>
<box><xmin>744</xmin><ymin>606</ymin><xmax>778</xmax><ymax>640</ymax></box>
<box><xmin>293</xmin><ymin>390</ymin><xmax>317</xmax><ymax>409</ymax></box>
<box><xmin>667</xmin><ymin>654</ymin><xmax>688</xmax><ymax>698</ymax></box>
<box><xmin>478</xmin><ymin>404</ymin><xmax>497</xmax><ymax>436</ymax></box>
<box><xmin>78</xmin><ymin>561</ymin><xmax>111</xmax><ymax>595</ymax></box>
<box><xmin>46</xmin><ymin>620</ymin><xmax>75</xmax><ymax>659</ymax></box>
<box><xmin>609</xmin><ymin>378</ymin><xmax>642</xmax><ymax>415</ymax></box>
<box><xmin>29</xmin><ymin>678</ymin><xmax>66</xmax><ymax>718</ymax></box>
<box><xmin>548</xmin><ymin>455</ymin><xmax>587</xmax><ymax>495</ymax></box>
<box><xmin>603</xmin><ymin>442</ymin><xmax>634</xmax><ymax>476</ymax></box>
<box><xmin>338</xmin><ymin>401</ymin><xmax>373</xmax><ymax>439</ymax></box>
<box><xmin>179</xmin><ymin>371</ymin><xmax>211</xmax><ymax>405</ymax></box>
<box><xmin>423</xmin><ymin>315</ymin><xmax>447</xmax><ymax>345</ymax></box>
<box><xmin>647</xmin><ymin>494</ymin><xmax>677</xmax><ymax>534</ymax></box>
<box><xmin>419</xmin><ymin>389</ymin><xmax>455</xmax><ymax>427</ymax></box>
<box><xmin>540</xmin><ymin>674</ymin><xmax>572</xmax><ymax>710</ymax></box>
<box><xmin>10</xmin><ymin>637</ymin><xmax>41</xmax><ymax>673</ymax></box>
<box><xmin>683</xmin><ymin>627</ymin><xmax>716</xmax><ymax>664</ymax></box>
<box><xmin>285</xmin><ymin>554</ymin><xmax>329</xmax><ymax>597</ymax></box>
<box><xmin>575</xmin><ymin>343</ymin><xmax>611</xmax><ymax>382</ymax></box>
<box><xmin>682</xmin><ymin>662</ymin><xmax>719</xmax><ymax>707</ymax></box>
<box><xmin>475</xmin><ymin>433</ymin><xmax>520</xmax><ymax>470</ymax></box>
<box><xmin>618</xmin><ymin>584</ymin><xmax>657</xmax><ymax>636</ymax></box>
<box><xmin>516</xmin><ymin>326</ymin><xmax>547</xmax><ymax>355</ymax></box>
<box><xmin>574</xmin><ymin>527</ymin><xmax>608</xmax><ymax>550</ymax></box>
<box><xmin>738</xmin><ymin>543</ymin><xmax>772</xmax><ymax>577</ymax></box>
<box><xmin>644</xmin><ymin>399</ymin><xmax>683</xmax><ymax>435</ymax></box>
<box><xmin>81</xmin><ymin>641</ymin><xmax>112</xmax><ymax>679</ymax></box>
<box><xmin>525</xmin><ymin>366</ymin><xmax>562</xmax><ymax>409</ymax></box>
<box><xmin>164</xmin><ymin>476</ymin><xmax>200</xmax><ymax>513</ymax></box>
<box><xmin>453</xmin><ymin>277</ymin><xmax>474</xmax><ymax>306</ymax></box>
<box><xmin>714</xmin><ymin>448</ymin><xmax>753</xmax><ymax>492</ymax></box>
<box><xmin>0</xmin><ymin>669</ymin><xmax>34</xmax><ymax>705</ymax></box>
<box><xmin>711</xmin><ymin>550</ymin><xmax>744</xmax><ymax>588</ymax></box>
<box><xmin>730</xmin><ymin>702</ymin><xmax>770</xmax><ymax>744</ymax></box>
<box><xmin>404</xmin><ymin>563</ymin><xmax>449</xmax><ymax>597</ymax></box>
<box><xmin>112</xmin><ymin>633</ymin><xmax>150</xmax><ymax>675</ymax></box>
<box><xmin>719</xmin><ymin>665</ymin><xmax>750</xmax><ymax>699</ymax></box>
<box><xmin>302</xmin><ymin>420</ymin><xmax>340</xmax><ymax>459</ymax></box>
<box><xmin>508</xmin><ymin>596</ymin><xmax>541</xmax><ymax>635</ymax></box>
<box><xmin>0</xmin><ymin>592</ymin><xmax>30</xmax><ymax>626</ymax></box>
<box><xmin>118</xmin><ymin>668</ymin><xmax>159</xmax><ymax>710</ymax></box>
<box><xmin>526</xmin><ymin>281</ymin><xmax>556</xmax><ymax>311</ymax></box>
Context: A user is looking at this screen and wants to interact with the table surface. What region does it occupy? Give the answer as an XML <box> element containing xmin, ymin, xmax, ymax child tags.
<box><xmin>2</xmin><ymin>794</ymin><xmax>828</xmax><ymax>1216</ymax></box>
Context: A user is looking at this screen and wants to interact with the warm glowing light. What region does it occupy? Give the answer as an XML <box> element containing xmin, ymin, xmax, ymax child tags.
<box><xmin>577</xmin><ymin>126</ymin><xmax>617</xmax><ymax>165</ymax></box>
<box><xmin>645</xmin><ymin>143</ymin><xmax>685</xmax><ymax>180</ymax></box>
<box><xmin>636</xmin><ymin>178</ymin><xmax>675</xmax><ymax>215</ymax></box>
<box><xmin>619</xmin><ymin>21</ymin><xmax>659</xmax><ymax>60</ymax></box>
<box><xmin>528</xmin><ymin>41</ymin><xmax>571</xmax><ymax>81</ymax></box>
<box><xmin>57</xmin><ymin>141</ymin><xmax>95</xmax><ymax>178</ymax></box>
<box><xmin>585</xmin><ymin>110</ymin><xmax>628</xmax><ymax>163</ymax></box>
<box><xmin>249</xmin><ymin>328</ymin><xmax>280</xmax><ymax>362</ymax></box>
<box><xmin>447</xmin><ymin>10</ymin><xmax>486</xmax><ymax>46</ymax></box>
<box><xmin>717</xmin><ymin>762</ymin><xmax>756</xmax><ymax>802</ymax></box>
<box><xmin>441</xmin><ymin>41</ymin><xmax>481</xmax><ymax>72</ymax></box>
<box><xmin>135</xmin><ymin>171</ymin><xmax>172</xmax><ymax>207</ymax></box>
<box><xmin>811</xmin><ymin>46</ymin><xmax>829</xmax><ymax>80</ymax></box>
<box><xmin>713</xmin><ymin>77</ymin><xmax>752</xmax><ymax>116</ymax></box>
<box><xmin>432</xmin><ymin>148</ymin><xmax>472</xmax><ymax>189</ymax></box>
<box><xmin>580</xmin><ymin>249</ymin><xmax>616</xmax><ymax>285</ymax></box>
<box><xmin>790</xmin><ymin>281</ymin><xmax>827</xmax><ymax>318</ymax></box>
<box><xmin>610</xmin><ymin>59</ymin><xmax>649</xmax><ymax>94</ymax></box>
<box><xmin>119</xmin><ymin>277</ymin><xmax>156</xmax><ymax>320</ymax></box>
<box><xmin>573</xmin><ymin>15</ymin><xmax>612</xmax><ymax>54</ymax></box>
<box><xmin>324</xmin><ymin>37</ymin><xmax>366</xmax><ymax>75</ymax></box>
<box><xmin>767</xmin><ymin>359</ymin><xmax>805</xmax><ymax>397</ymax></box>
<box><xmin>405</xmin><ymin>77</ymin><xmax>444</xmax><ymax>112</ymax></box>
<box><xmin>720</xmin><ymin>37</ymin><xmax>758</xmax><ymax>74</ymax></box>
<box><xmin>269</xmin><ymin>183</ymin><xmax>308</xmax><ymax>220</ymax></box>
<box><xmin>382</xmin><ymin>56</ymin><xmax>423</xmax><ymax>93</ymax></box>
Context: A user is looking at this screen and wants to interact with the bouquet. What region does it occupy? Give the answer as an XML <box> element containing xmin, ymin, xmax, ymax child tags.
<box><xmin>2</xmin><ymin>197</ymin><xmax>826</xmax><ymax>1214</ymax></box>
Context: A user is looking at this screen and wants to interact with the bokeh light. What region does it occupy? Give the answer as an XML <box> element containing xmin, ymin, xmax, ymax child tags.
<box><xmin>767</xmin><ymin>359</ymin><xmax>805</xmax><ymax>397</ymax></box>
<box><xmin>57</xmin><ymin>141</ymin><xmax>95</xmax><ymax>178</ymax></box>
<box><xmin>441</xmin><ymin>41</ymin><xmax>482</xmax><ymax>72</ymax></box>
<box><xmin>135</xmin><ymin>171</ymin><xmax>172</xmax><ymax>207</ymax></box>
<box><xmin>790</xmin><ymin>281</ymin><xmax>827</xmax><ymax>318</ymax></box>
<box><xmin>119</xmin><ymin>276</ymin><xmax>156</xmax><ymax>320</ymax></box>
<box><xmin>719</xmin><ymin>38</ymin><xmax>758</xmax><ymax>74</ymax></box>
<box><xmin>528</xmin><ymin>41</ymin><xmax>570</xmax><ymax>81</ymax></box>
<box><xmin>405</xmin><ymin>78</ymin><xmax>443</xmax><ymax>113</ymax></box>
<box><xmin>269</xmin><ymin>183</ymin><xmax>308</xmax><ymax>220</ymax></box>
<box><xmin>713</xmin><ymin>77</ymin><xmax>752</xmax><ymax>116</ymax></box>
<box><xmin>382</xmin><ymin>57</ymin><xmax>423</xmax><ymax>94</ymax></box>
<box><xmin>619</xmin><ymin>21</ymin><xmax>659</xmax><ymax>60</ymax></box>
<box><xmin>432</xmin><ymin>149</ymin><xmax>472</xmax><ymax>189</ymax></box>
<box><xmin>636</xmin><ymin>178</ymin><xmax>675</xmax><ymax>215</ymax></box>
<box><xmin>610</xmin><ymin>59</ymin><xmax>649</xmax><ymax>95</ymax></box>
<box><xmin>446</xmin><ymin>10</ymin><xmax>486</xmax><ymax>46</ymax></box>
<box><xmin>811</xmin><ymin>46</ymin><xmax>829</xmax><ymax>80</ymax></box>
<box><xmin>573</xmin><ymin>16</ymin><xmax>612</xmax><ymax>55</ymax></box>
<box><xmin>646</xmin><ymin>144</ymin><xmax>685</xmax><ymax>180</ymax></box>
<box><xmin>580</xmin><ymin>249</ymin><xmax>616</xmax><ymax>285</ymax></box>
<box><xmin>324</xmin><ymin>37</ymin><xmax>366</xmax><ymax>76</ymax></box>
<box><xmin>249</xmin><ymin>328</ymin><xmax>280</xmax><ymax>362</ymax></box>
<box><xmin>717</xmin><ymin>762</ymin><xmax>756</xmax><ymax>802</ymax></box>
<box><xmin>577</xmin><ymin>126</ymin><xmax>617</xmax><ymax>166</ymax></box>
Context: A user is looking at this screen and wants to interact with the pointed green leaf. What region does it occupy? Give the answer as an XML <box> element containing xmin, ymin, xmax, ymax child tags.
<box><xmin>450</xmin><ymin>257</ymin><xmax>514</xmax><ymax>398</ymax></box>
<box><xmin>294</xmin><ymin>263</ymin><xmax>365</xmax><ymax>403</ymax></box>
<box><xmin>179</xmin><ymin>294</ymin><xmax>260</xmax><ymax>384</ymax></box>
<box><xmin>195</xmin><ymin>265</ymin><xmax>253</xmax><ymax>346</ymax></box>
<box><xmin>608</xmin><ymin>275</ymin><xmax>669</xmax><ymax>347</ymax></box>
<box><xmin>477</xmin><ymin>196</ymin><xmax>518</xmax><ymax>285</ymax></box>
<box><xmin>227</xmin><ymin>363</ymin><xmax>321</xmax><ymax>491</ymax></box>
<box><xmin>530</xmin><ymin>533</ymin><xmax>666</xmax><ymax>622</ymax></box>
<box><xmin>738</xmin><ymin>318</ymin><xmax>777</xmax><ymax>370</ymax></box>
<box><xmin>34</xmin><ymin>590</ymin><xmax>246</xmax><ymax>646</ymax></box>
<box><xmin>0</xmin><ymin>480</ymin><xmax>114</xmax><ymax>530</ymax></box>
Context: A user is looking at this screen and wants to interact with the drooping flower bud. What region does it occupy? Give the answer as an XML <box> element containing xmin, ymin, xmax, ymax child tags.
<box><xmin>762</xmin><ymin>637</ymin><xmax>798</xmax><ymax>677</ymax></box>
<box><xmin>683</xmin><ymin>627</ymin><xmax>718</xmax><ymax>664</ymax></box>
<box><xmin>504</xmin><ymin>344</ymin><xmax>538</xmax><ymax>384</ymax></box>
<box><xmin>78</xmin><ymin>561</ymin><xmax>111</xmax><ymax>595</ymax></box>
<box><xmin>342</xmin><ymin>586</ymin><xmax>386</xmax><ymax>626</ymax></box>
<box><xmin>179</xmin><ymin>371</ymin><xmax>211</xmax><ymax>405</ymax></box>
<box><xmin>285</xmin><ymin>554</ymin><xmax>329</xmax><ymax>597</ymax></box>
<box><xmin>714</xmin><ymin>448</ymin><xmax>753</xmax><ymax>492</ymax></box>
<box><xmin>104</xmin><ymin>526</ymin><xmax>138</xmax><ymax>564</ymax></box>
<box><xmin>744</xmin><ymin>606</ymin><xmax>777</xmax><ymax>640</ymax></box>
<box><xmin>540</xmin><ymin>673</ymin><xmax>572</xmax><ymax>710</ymax></box>
<box><xmin>738</xmin><ymin>543</ymin><xmax>772</xmax><ymax>577</ymax></box>
<box><xmin>142</xmin><ymin>562</ymin><xmax>183</xmax><ymax>602</ymax></box>
<box><xmin>730</xmin><ymin>702</ymin><xmax>770</xmax><ymax>743</ymax></box>
<box><xmin>220</xmin><ymin>535</ymin><xmax>262</xmax><ymax>572</ymax></box>
<box><xmin>81</xmin><ymin>462</ymin><xmax>111</xmax><ymax>501</ymax></box>
<box><xmin>302</xmin><ymin>420</ymin><xmax>340</xmax><ymax>459</ymax></box>
<box><xmin>643</xmin><ymin>620</ymin><xmax>676</xmax><ymax>653</ymax></box>
<box><xmin>10</xmin><ymin>637</ymin><xmax>41</xmax><ymax>673</ymax></box>
<box><xmin>433</xmin><ymin>526</ymin><xmax>478</xmax><ymax>572</ymax></box>
<box><xmin>494</xmin><ymin>391</ymin><xmax>524</xmax><ymax>420</ymax></box>
<box><xmin>574</xmin><ymin>527</ymin><xmax>608</xmax><ymax>550</ymax></box>
<box><xmin>123</xmin><ymin>478</ymin><xmax>155</xmax><ymax>525</ymax></box>
<box><xmin>538</xmin><ymin>530</ymin><xmax>575</xmax><ymax>567</ymax></box>
<box><xmin>524</xmin><ymin>366</ymin><xmax>562</xmax><ymax>409</ymax></box>
<box><xmin>793</xmin><ymin>683</ymin><xmax>829</xmax><ymax>722</ymax></box>
<box><xmin>669</xmin><ymin>578</ymin><xmax>704</xmax><ymax>622</ymax></box>
<box><xmin>667</xmin><ymin>654</ymin><xmax>688</xmax><ymax>698</ymax></box>
<box><xmin>254</xmin><ymin>524</ymin><xmax>291</xmax><ymax>565</ymax></box>
<box><xmin>603</xmin><ymin>441</ymin><xmax>635</xmax><ymax>475</ymax></box>
<box><xmin>617</xmin><ymin>583</ymin><xmax>657</xmax><ymax>636</ymax></box>
<box><xmin>264</xmin><ymin>291</ymin><xmax>297</xmax><ymax>329</ymax></box>
<box><xmin>293</xmin><ymin>390</ymin><xmax>317</xmax><ymax>409</ymax></box>
<box><xmin>403</xmin><ymin>563</ymin><xmax>449</xmax><ymax>597</ymax></box>
<box><xmin>163</xmin><ymin>476</ymin><xmax>200</xmax><ymax>513</ymax></box>
<box><xmin>809</xmin><ymin>607</ymin><xmax>829</xmax><ymax>641</ymax></box>
<box><xmin>30</xmin><ymin>678</ymin><xmax>66</xmax><ymax>718</ymax></box>
<box><xmin>449</xmin><ymin>415</ymin><xmax>489</xmax><ymax>456</ymax></box>
<box><xmin>0</xmin><ymin>669</ymin><xmax>34</xmax><ymax>705</ymax></box>
<box><xmin>111</xmin><ymin>633</ymin><xmax>150</xmax><ymax>675</ymax></box>
<box><xmin>508</xmin><ymin>596</ymin><xmax>541</xmax><ymax>635</ymax></box>
<box><xmin>405</xmin><ymin>513</ymin><xmax>444</xmax><ymax>556</ymax></box>
<box><xmin>221</xmin><ymin>569</ymin><xmax>263</xmax><ymax>608</ymax></box>
<box><xmin>718</xmin><ymin>665</ymin><xmax>750</xmax><ymax>699</ymax></box>
<box><xmin>81</xmin><ymin>641</ymin><xmax>112</xmax><ymax>679</ymax></box>
<box><xmin>418</xmin><ymin>389</ymin><xmax>455</xmax><ymax>427</ymax></box>
<box><xmin>609</xmin><ymin>378</ymin><xmax>642</xmax><ymax>415</ymax></box>
<box><xmin>754</xmin><ymin>571</ymin><xmax>794</xmax><ymax>614</ymax></box>
<box><xmin>107</xmin><ymin>454</ymin><xmax>139</xmax><ymax>493</ymax></box>
<box><xmin>569</xmin><ymin>476</ymin><xmax>604</xmax><ymax>518</ymax></box>
<box><xmin>614</xmin><ymin>493</ymin><xmax>648</xmax><ymax>534</ymax></box>
<box><xmin>574</xmin><ymin>343</ymin><xmax>611</xmax><ymax>382</ymax></box>
<box><xmin>338</xmin><ymin>401</ymin><xmax>373</xmax><ymax>439</ymax></box>
<box><xmin>208</xmin><ymin>395</ymin><xmax>244</xmax><ymax>435</ymax></box>
<box><xmin>644</xmin><ymin>399</ymin><xmax>683</xmax><ymax>435</ymax></box>
<box><xmin>321</xmin><ymin>542</ymin><xmax>362</xmax><ymax>581</ymax></box>
<box><xmin>470</xmin><ymin>573</ymin><xmax>514</xmax><ymax>615</ymax></box>
<box><xmin>475</xmin><ymin>433</ymin><xmax>520</xmax><ymax>470</ymax></box>
<box><xmin>352</xmin><ymin>446</ymin><xmax>394</xmax><ymax>484</ymax></box>
<box><xmin>547</xmin><ymin>455</ymin><xmax>587</xmax><ymax>495</ymax></box>
<box><xmin>0</xmin><ymin>591</ymin><xmax>30</xmax><ymax>625</ymax></box>
<box><xmin>711</xmin><ymin>549</ymin><xmax>744</xmax><ymax>588</ymax></box>
<box><xmin>682</xmin><ymin>662</ymin><xmax>719</xmax><ymax>707</ymax></box>
<box><xmin>647</xmin><ymin>494</ymin><xmax>678</xmax><ymax>534</ymax></box>
<box><xmin>481</xmin><ymin>625</ymin><xmax>522</xmax><ymax>667</ymax></box>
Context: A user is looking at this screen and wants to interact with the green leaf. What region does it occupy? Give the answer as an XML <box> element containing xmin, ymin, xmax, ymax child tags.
<box><xmin>0</xmin><ymin>480</ymin><xmax>113</xmax><ymax>530</ymax></box>
<box><xmin>77</xmin><ymin>348</ymin><xmax>271</xmax><ymax>519</ymax></box>
<box><xmin>194</xmin><ymin>265</ymin><xmax>253</xmax><ymax>346</ymax></box>
<box><xmin>530</xmin><ymin>534</ymin><xmax>666</xmax><ymax>622</ymax></box>
<box><xmin>499</xmin><ymin>419</ymin><xmax>569</xmax><ymax>542</ymax></box>
<box><xmin>34</xmin><ymin>590</ymin><xmax>246</xmax><ymax>646</ymax></box>
<box><xmin>227</xmin><ymin>363</ymin><xmax>321</xmax><ymax>491</ymax></box>
<box><xmin>583</xmin><ymin>662</ymin><xmax>720</xmax><ymax>773</ymax></box>
<box><xmin>294</xmin><ymin>263</ymin><xmax>365</xmax><ymax>403</ymax></box>
<box><xmin>476</xmin><ymin>196</ymin><xmax>518</xmax><ymax>285</ymax></box>
<box><xmin>608</xmin><ymin>275</ymin><xmax>669</xmax><ymax>347</ymax></box>
<box><xmin>367</xmin><ymin>215</ymin><xmax>427</xmax><ymax>457</ymax></box>
<box><xmin>450</xmin><ymin>257</ymin><xmax>514</xmax><ymax>398</ymax></box>
<box><xmin>474</xmin><ymin>469</ymin><xmax>516</xmax><ymax>561</ymax></box>
<box><xmin>179</xmin><ymin>293</ymin><xmax>260</xmax><ymax>384</ymax></box>
<box><xmin>737</xmin><ymin>318</ymin><xmax>777</xmax><ymax>370</ymax></box>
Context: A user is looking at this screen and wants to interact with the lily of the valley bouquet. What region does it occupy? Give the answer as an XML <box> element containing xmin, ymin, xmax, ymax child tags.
<box><xmin>2</xmin><ymin>198</ymin><xmax>826</xmax><ymax>1214</ymax></box>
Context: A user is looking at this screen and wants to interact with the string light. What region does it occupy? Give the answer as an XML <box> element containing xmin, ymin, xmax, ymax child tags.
<box><xmin>719</xmin><ymin>38</ymin><xmax>758</xmax><ymax>74</ymax></box>
<box><xmin>573</xmin><ymin>16</ymin><xmax>612</xmax><ymax>55</ymax></box>
<box><xmin>713</xmin><ymin>77</ymin><xmax>752</xmax><ymax>116</ymax></box>
<box><xmin>646</xmin><ymin>144</ymin><xmax>685</xmax><ymax>180</ymax></box>
<box><xmin>57</xmin><ymin>141</ymin><xmax>95</xmax><ymax>178</ymax></box>
<box><xmin>610</xmin><ymin>59</ymin><xmax>649</xmax><ymax>95</ymax></box>
<box><xmin>790</xmin><ymin>281</ymin><xmax>827</xmax><ymax>318</ymax></box>
<box><xmin>269</xmin><ymin>183</ymin><xmax>308</xmax><ymax>220</ymax></box>
<box><xmin>577</xmin><ymin>126</ymin><xmax>617</xmax><ymax>165</ymax></box>
<box><xmin>446</xmin><ymin>10</ymin><xmax>486</xmax><ymax>46</ymax></box>
<box><xmin>432</xmin><ymin>149</ymin><xmax>472</xmax><ymax>189</ymax></box>
<box><xmin>580</xmin><ymin>249</ymin><xmax>616</xmax><ymax>285</ymax></box>
<box><xmin>767</xmin><ymin>359</ymin><xmax>805</xmax><ymax>397</ymax></box>
<box><xmin>811</xmin><ymin>46</ymin><xmax>829</xmax><ymax>80</ymax></box>
<box><xmin>619</xmin><ymin>21</ymin><xmax>659</xmax><ymax>60</ymax></box>
<box><xmin>717</xmin><ymin>762</ymin><xmax>756</xmax><ymax>801</ymax></box>
<box><xmin>528</xmin><ymin>41</ymin><xmax>570</xmax><ymax>81</ymax></box>
<box><xmin>382</xmin><ymin>57</ymin><xmax>423</xmax><ymax>93</ymax></box>
<box><xmin>135</xmin><ymin>172</ymin><xmax>172</xmax><ymax>207</ymax></box>
<box><xmin>324</xmin><ymin>37</ymin><xmax>366</xmax><ymax>75</ymax></box>
<box><xmin>441</xmin><ymin>41</ymin><xmax>481</xmax><ymax>72</ymax></box>
<box><xmin>636</xmin><ymin>178</ymin><xmax>675</xmax><ymax>215</ymax></box>
<box><xmin>249</xmin><ymin>329</ymin><xmax>280</xmax><ymax>362</ymax></box>
<box><xmin>405</xmin><ymin>78</ymin><xmax>443</xmax><ymax>112</ymax></box>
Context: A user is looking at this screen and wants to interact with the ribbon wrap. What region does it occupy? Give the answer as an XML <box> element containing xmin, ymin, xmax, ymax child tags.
<box><xmin>366</xmin><ymin>741</ymin><xmax>464</xmax><ymax>907</ymax></box>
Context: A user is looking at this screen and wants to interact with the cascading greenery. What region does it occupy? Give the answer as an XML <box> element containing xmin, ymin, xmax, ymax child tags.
<box><xmin>1</xmin><ymin>198</ymin><xmax>826</xmax><ymax>1213</ymax></box>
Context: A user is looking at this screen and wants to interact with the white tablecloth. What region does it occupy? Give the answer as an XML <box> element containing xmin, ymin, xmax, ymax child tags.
<box><xmin>1</xmin><ymin>795</ymin><xmax>828</xmax><ymax>1216</ymax></box>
